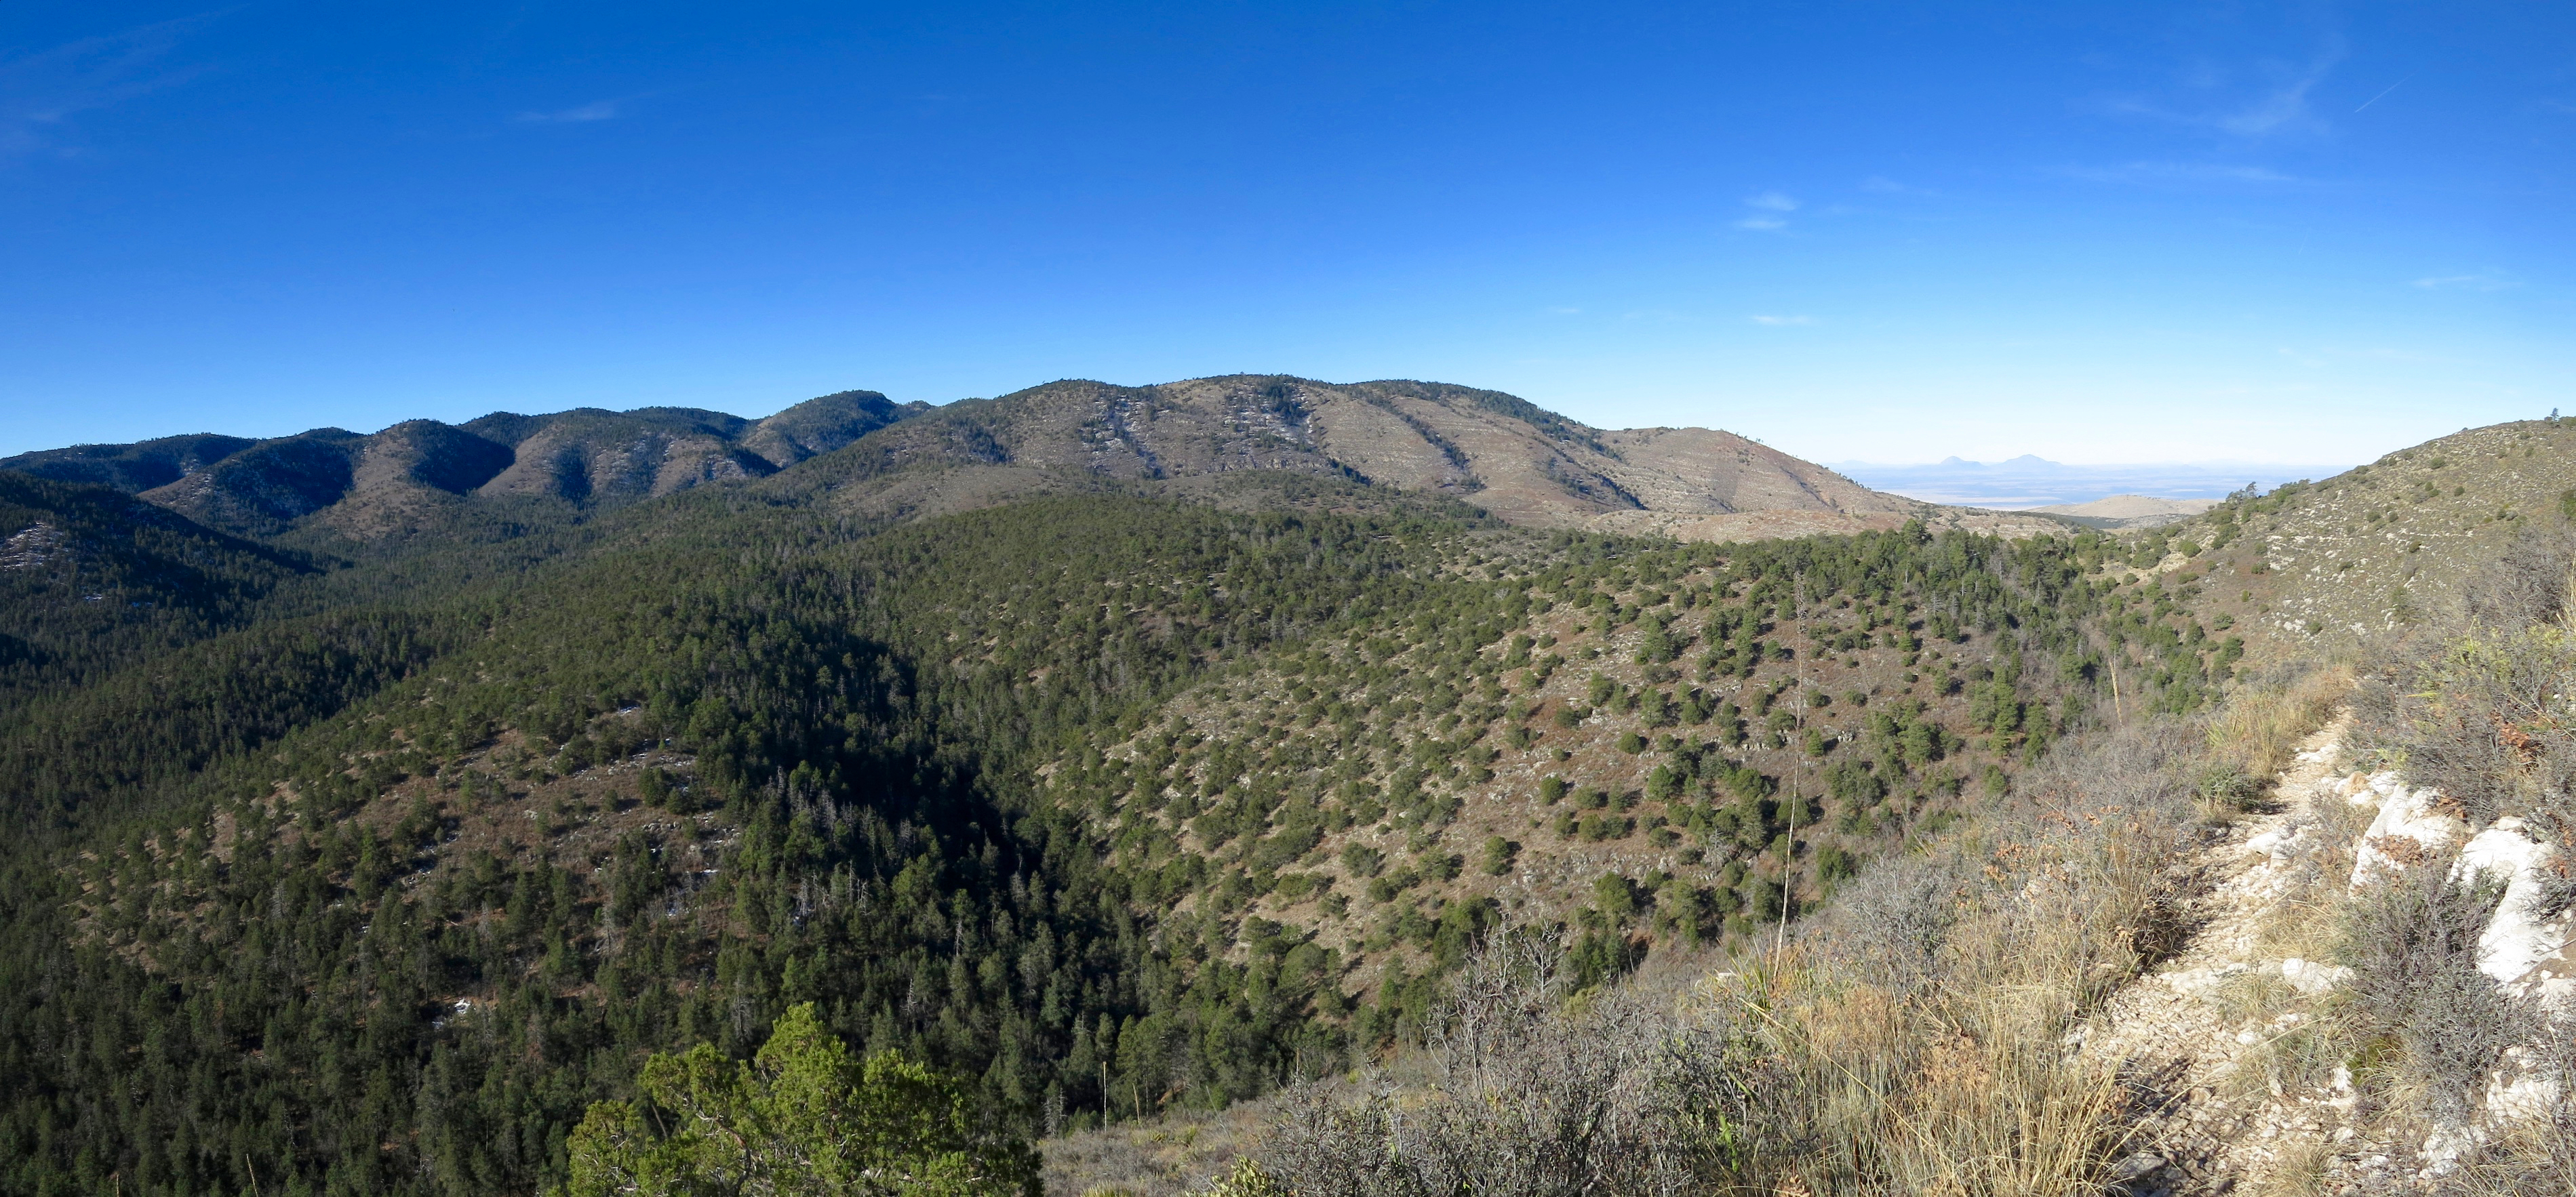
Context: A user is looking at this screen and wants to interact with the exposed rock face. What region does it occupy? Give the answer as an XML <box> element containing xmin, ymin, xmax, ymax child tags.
<box><xmin>0</xmin><ymin>522</ymin><xmax>64</xmax><ymax>572</ymax></box>
<box><xmin>2334</xmin><ymin>778</ymin><xmax>2571</xmax><ymax>995</ymax></box>
<box><xmin>2088</xmin><ymin>725</ymin><xmax>2576</xmax><ymax>1193</ymax></box>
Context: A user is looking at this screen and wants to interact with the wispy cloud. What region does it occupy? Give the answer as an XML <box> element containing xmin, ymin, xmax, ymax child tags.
<box><xmin>517</xmin><ymin>100</ymin><xmax>620</xmax><ymax>124</ymax></box>
<box><xmin>2099</xmin><ymin>38</ymin><xmax>2347</xmax><ymax>139</ymax></box>
<box><xmin>2411</xmin><ymin>272</ymin><xmax>2517</xmax><ymax>291</ymax></box>
<box><xmin>1749</xmin><ymin>315</ymin><xmax>1814</xmax><ymax>326</ymax></box>
<box><xmin>2217</xmin><ymin>52</ymin><xmax>2339</xmax><ymax>135</ymax></box>
<box><xmin>0</xmin><ymin>17</ymin><xmax>212</xmax><ymax>161</ymax></box>
<box><xmin>1859</xmin><ymin>176</ymin><xmax>1933</xmax><ymax>196</ymax></box>
<box><xmin>2061</xmin><ymin>161</ymin><xmax>2304</xmax><ymax>186</ymax></box>
<box><xmin>1730</xmin><ymin>190</ymin><xmax>1799</xmax><ymax>232</ymax></box>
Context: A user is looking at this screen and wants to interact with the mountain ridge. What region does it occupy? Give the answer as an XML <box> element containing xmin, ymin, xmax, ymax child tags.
<box><xmin>6</xmin><ymin>376</ymin><xmax>2056</xmax><ymax>544</ymax></box>
<box><xmin>1</xmin><ymin>390</ymin><xmax>920</xmax><ymax>538</ymax></box>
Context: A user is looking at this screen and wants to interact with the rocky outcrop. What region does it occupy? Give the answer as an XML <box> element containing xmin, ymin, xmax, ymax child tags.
<box><xmin>2452</xmin><ymin>817</ymin><xmax>2570</xmax><ymax>992</ymax></box>
<box><xmin>2347</xmin><ymin>775</ymin><xmax>2471</xmax><ymax>887</ymax></box>
<box><xmin>2087</xmin><ymin>725</ymin><xmax>2576</xmax><ymax>1192</ymax></box>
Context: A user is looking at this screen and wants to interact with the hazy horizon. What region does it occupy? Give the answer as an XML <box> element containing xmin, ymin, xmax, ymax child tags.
<box><xmin>1832</xmin><ymin>453</ymin><xmax>2353</xmax><ymax>508</ymax></box>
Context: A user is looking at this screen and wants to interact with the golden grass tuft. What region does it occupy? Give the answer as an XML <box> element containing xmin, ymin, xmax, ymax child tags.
<box><xmin>2206</xmin><ymin>663</ymin><xmax>2352</xmax><ymax>782</ymax></box>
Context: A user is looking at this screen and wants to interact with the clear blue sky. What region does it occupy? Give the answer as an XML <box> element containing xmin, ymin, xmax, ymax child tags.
<box><xmin>3</xmin><ymin>2</ymin><xmax>2568</xmax><ymax>466</ymax></box>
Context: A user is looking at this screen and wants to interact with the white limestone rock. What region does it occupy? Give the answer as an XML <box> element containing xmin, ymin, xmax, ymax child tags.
<box><xmin>2448</xmin><ymin>818</ymin><xmax>2574</xmax><ymax>988</ymax></box>
<box><xmin>2278</xmin><ymin>956</ymin><xmax>2354</xmax><ymax>996</ymax></box>
<box><xmin>2350</xmin><ymin>785</ymin><xmax>2471</xmax><ymax>890</ymax></box>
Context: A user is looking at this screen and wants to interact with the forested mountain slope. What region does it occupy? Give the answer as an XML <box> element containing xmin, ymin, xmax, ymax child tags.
<box><xmin>0</xmin><ymin>382</ymin><xmax>2217</xmax><ymax>1196</ymax></box>
<box><xmin>0</xmin><ymin>472</ymin><xmax>311</xmax><ymax>704</ymax></box>
<box><xmin>1</xmin><ymin>390</ymin><xmax>917</xmax><ymax>540</ymax></box>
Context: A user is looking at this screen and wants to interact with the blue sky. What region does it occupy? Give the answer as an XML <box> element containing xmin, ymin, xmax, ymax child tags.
<box><xmin>2</xmin><ymin>2</ymin><xmax>2569</xmax><ymax>466</ymax></box>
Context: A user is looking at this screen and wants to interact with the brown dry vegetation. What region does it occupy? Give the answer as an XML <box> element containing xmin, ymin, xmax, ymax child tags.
<box><xmin>1054</xmin><ymin>674</ymin><xmax>2354</xmax><ymax>1196</ymax></box>
<box><xmin>2126</xmin><ymin>416</ymin><xmax>2576</xmax><ymax>664</ymax></box>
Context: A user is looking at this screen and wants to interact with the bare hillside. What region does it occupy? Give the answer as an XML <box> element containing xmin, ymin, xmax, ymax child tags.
<box><xmin>800</xmin><ymin>374</ymin><xmax>2054</xmax><ymax>540</ymax></box>
<box><xmin>2077</xmin><ymin>419</ymin><xmax>2576</xmax><ymax>660</ymax></box>
<box><xmin>2031</xmin><ymin>493</ymin><xmax>2214</xmax><ymax>529</ymax></box>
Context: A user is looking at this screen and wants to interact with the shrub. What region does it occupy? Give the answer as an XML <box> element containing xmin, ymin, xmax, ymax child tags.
<box><xmin>2341</xmin><ymin>855</ymin><xmax>2535</xmax><ymax>1127</ymax></box>
<box><xmin>561</xmin><ymin>1003</ymin><xmax>1039</xmax><ymax>1197</ymax></box>
<box><xmin>2191</xmin><ymin>765</ymin><xmax>2262</xmax><ymax>819</ymax></box>
<box><xmin>1262</xmin><ymin>926</ymin><xmax>1766</xmax><ymax>1197</ymax></box>
<box><xmin>1193</xmin><ymin>1158</ymin><xmax>1288</xmax><ymax>1197</ymax></box>
<box><xmin>1592</xmin><ymin>873</ymin><xmax>1642</xmax><ymax>922</ymax></box>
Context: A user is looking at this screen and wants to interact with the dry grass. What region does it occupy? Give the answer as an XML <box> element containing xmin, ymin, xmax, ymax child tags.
<box><xmin>1043</xmin><ymin>1105</ymin><xmax>1275</xmax><ymax>1197</ymax></box>
<box><xmin>1699</xmin><ymin>946</ymin><xmax>2133</xmax><ymax>1196</ymax></box>
<box><xmin>2259</xmin><ymin>1135</ymin><xmax>2336</xmax><ymax>1197</ymax></box>
<box><xmin>1141</xmin><ymin>672</ymin><xmax>2350</xmax><ymax>1197</ymax></box>
<box><xmin>2205</xmin><ymin>661</ymin><xmax>2353</xmax><ymax>783</ymax></box>
<box><xmin>1701</xmin><ymin>722</ymin><xmax>2217</xmax><ymax>1194</ymax></box>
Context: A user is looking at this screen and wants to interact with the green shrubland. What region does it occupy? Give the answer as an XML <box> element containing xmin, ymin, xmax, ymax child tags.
<box><xmin>0</xmin><ymin>461</ymin><xmax>2254</xmax><ymax>1194</ymax></box>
